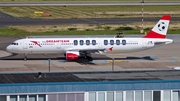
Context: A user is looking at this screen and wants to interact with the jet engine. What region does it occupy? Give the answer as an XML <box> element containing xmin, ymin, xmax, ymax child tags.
<box><xmin>66</xmin><ymin>51</ymin><xmax>79</xmax><ymax>61</ymax></box>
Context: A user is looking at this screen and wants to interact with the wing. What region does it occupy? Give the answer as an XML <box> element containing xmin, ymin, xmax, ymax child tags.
<box><xmin>65</xmin><ymin>47</ymin><xmax>106</xmax><ymax>54</ymax></box>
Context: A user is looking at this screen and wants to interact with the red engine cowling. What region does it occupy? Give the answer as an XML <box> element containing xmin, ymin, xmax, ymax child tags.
<box><xmin>66</xmin><ymin>51</ymin><xmax>80</xmax><ymax>61</ymax></box>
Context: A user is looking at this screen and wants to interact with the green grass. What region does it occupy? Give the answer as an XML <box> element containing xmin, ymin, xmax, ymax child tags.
<box><xmin>0</xmin><ymin>27</ymin><xmax>179</xmax><ymax>37</ymax></box>
<box><xmin>0</xmin><ymin>5</ymin><xmax>180</xmax><ymax>19</ymax></box>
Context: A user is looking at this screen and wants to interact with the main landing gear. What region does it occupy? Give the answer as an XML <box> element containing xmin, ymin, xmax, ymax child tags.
<box><xmin>84</xmin><ymin>53</ymin><xmax>93</xmax><ymax>61</ymax></box>
<box><xmin>85</xmin><ymin>56</ymin><xmax>93</xmax><ymax>61</ymax></box>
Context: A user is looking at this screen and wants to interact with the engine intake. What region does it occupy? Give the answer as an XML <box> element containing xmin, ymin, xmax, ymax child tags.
<box><xmin>66</xmin><ymin>51</ymin><xmax>79</xmax><ymax>60</ymax></box>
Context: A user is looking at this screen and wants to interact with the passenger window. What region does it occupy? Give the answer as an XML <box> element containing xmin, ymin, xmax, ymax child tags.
<box><xmin>92</xmin><ymin>40</ymin><xmax>96</xmax><ymax>45</ymax></box>
<box><xmin>86</xmin><ymin>40</ymin><xmax>90</xmax><ymax>45</ymax></box>
<box><xmin>80</xmin><ymin>40</ymin><xmax>84</xmax><ymax>45</ymax></box>
<box><xmin>74</xmin><ymin>40</ymin><xmax>78</xmax><ymax>46</ymax></box>
<box><xmin>122</xmin><ymin>40</ymin><xmax>126</xmax><ymax>45</ymax></box>
<box><xmin>116</xmin><ymin>40</ymin><xmax>120</xmax><ymax>45</ymax></box>
<box><xmin>110</xmin><ymin>40</ymin><xmax>114</xmax><ymax>45</ymax></box>
<box><xmin>104</xmin><ymin>40</ymin><xmax>108</xmax><ymax>45</ymax></box>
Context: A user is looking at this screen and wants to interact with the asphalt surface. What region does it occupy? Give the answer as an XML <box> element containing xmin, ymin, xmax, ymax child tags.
<box><xmin>1</xmin><ymin>2</ymin><xmax>180</xmax><ymax>6</ymax></box>
<box><xmin>0</xmin><ymin>12</ymin><xmax>180</xmax><ymax>27</ymax></box>
<box><xmin>0</xmin><ymin>36</ymin><xmax>180</xmax><ymax>72</ymax></box>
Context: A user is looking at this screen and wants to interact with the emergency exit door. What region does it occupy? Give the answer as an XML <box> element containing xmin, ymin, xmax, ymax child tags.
<box><xmin>23</xmin><ymin>41</ymin><xmax>28</xmax><ymax>49</ymax></box>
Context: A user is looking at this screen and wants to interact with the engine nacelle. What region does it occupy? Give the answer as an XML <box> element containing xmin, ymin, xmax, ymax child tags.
<box><xmin>66</xmin><ymin>51</ymin><xmax>79</xmax><ymax>61</ymax></box>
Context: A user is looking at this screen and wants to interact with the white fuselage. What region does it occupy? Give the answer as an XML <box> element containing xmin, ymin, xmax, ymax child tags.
<box><xmin>6</xmin><ymin>37</ymin><xmax>173</xmax><ymax>54</ymax></box>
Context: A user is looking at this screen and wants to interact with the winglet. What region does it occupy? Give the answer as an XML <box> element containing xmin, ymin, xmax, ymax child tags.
<box><xmin>143</xmin><ymin>15</ymin><xmax>171</xmax><ymax>39</ymax></box>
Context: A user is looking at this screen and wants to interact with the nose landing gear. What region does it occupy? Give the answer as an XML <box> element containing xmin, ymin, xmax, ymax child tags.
<box><xmin>24</xmin><ymin>54</ymin><xmax>27</xmax><ymax>61</ymax></box>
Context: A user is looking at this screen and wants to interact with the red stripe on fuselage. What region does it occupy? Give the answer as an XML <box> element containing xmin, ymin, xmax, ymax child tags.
<box><xmin>30</xmin><ymin>41</ymin><xmax>41</xmax><ymax>47</ymax></box>
<box><xmin>143</xmin><ymin>30</ymin><xmax>166</xmax><ymax>38</ymax></box>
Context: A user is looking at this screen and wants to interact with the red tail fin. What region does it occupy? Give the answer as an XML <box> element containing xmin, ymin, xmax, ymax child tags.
<box><xmin>143</xmin><ymin>15</ymin><xmax>171</xmax><ymax>39</ymax></box>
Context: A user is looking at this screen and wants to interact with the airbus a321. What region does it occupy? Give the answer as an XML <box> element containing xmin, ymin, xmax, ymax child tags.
<box><xmin>6</xmin><ymin>15</ymin><xmax>173</xmax><ymax>61</ymax></box>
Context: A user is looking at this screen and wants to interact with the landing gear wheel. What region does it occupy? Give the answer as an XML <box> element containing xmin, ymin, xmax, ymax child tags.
<box><xmin>24</xmin><ymin>54</ymin><xmax>27</xmax><ymax>61</ymax></box>
<box><xmin>87</xmin><ymin>56</ymin><xmax>93</xmax><ymax>61</ymax></box>
<box><xmin>83</xmin><ymin>52</ymin><xmax>93</xmax><ymax>61</ymax></box>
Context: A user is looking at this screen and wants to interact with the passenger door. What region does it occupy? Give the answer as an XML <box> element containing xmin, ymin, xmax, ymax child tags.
<box><xmin>23</xmin><ymin>41</ymin><xmax>28</xmax><ymax>49</ymax></box>
<box><xmin>57</xmin><ymin>43</ymin><xmax>61</xmax><ymax>49</ymax></box>
<box><xmin>142</xmin><ymin>39</ymin><xmax>147</xmax><ymax>48</ymax></box>
<box><xmin>98</xmin><ymin>40</ymin><xmax>102</xmax><ymax>48</ymax></box>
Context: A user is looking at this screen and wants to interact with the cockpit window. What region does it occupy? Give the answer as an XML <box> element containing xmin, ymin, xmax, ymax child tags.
<box><xmin>11</xmin><ymin>43</ymin><xmax>18</xmax><ymax>45</ymax></box>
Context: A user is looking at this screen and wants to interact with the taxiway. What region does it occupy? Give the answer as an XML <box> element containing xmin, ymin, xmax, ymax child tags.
<box><xmin>0</xmin><ymin>12</ymin><xmax>180</xmax><ymax>27</ymax></box>
<box><xmin>0</xmin><ymin>36</ymin><xmax>180</xmax><ymax>72</ymax></box>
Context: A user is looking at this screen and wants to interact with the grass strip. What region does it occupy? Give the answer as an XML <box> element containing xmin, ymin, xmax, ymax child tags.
<box><xmin>0</xmin><ymin>5</ymin><xmax>180</xmax><ymax>19</ymax></box>
<box><xmin>0</xmin><ymin>27</ymin><xmax>179</xmax><ymax>37</ymax></box>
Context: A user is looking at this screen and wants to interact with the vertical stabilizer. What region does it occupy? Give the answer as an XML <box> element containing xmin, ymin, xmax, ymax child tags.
<box><xmin>143</xmin><ymin>15</ymin><xmax>171</xmax><ymax>38</ymax></box>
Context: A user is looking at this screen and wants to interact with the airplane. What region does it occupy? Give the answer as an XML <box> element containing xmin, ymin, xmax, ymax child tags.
<box><xmin>6</xmin><ymin>15</ymin><xmax>173</xmax><ymax>61</ymax></box>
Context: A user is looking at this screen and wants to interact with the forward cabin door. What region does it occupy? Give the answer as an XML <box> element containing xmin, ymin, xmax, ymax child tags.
<box><xmin>142</xmin><ymin>39</ymin><xmax>147</xmax><ymax>48</ymax></box>
<box><xmin>98</xmin><ymin>39</ymin><xmax>102</xmax><ymax>48</ymax></box>
<box><xmin>23</xmin><ymin>41</ymin><xmax>28</xmax><ymax>49</ymax></box>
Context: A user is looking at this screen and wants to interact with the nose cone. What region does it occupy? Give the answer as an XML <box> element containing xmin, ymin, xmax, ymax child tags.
<box><xmin>6</xmin><ymin>45</ymin><xmax>12</xmax><ymax>52</ymax></box>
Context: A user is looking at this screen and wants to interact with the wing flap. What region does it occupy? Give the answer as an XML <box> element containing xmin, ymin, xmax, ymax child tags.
<box><xmin>66</xmin><ymin>48</ymin><xmax>106</xmax><ymax>53</ymax></box>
